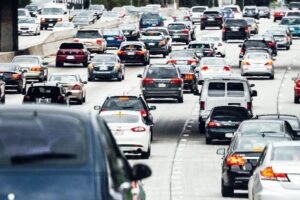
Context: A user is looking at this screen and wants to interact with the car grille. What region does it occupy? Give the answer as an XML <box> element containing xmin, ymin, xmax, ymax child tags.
<box><xmin>20</xmin><ymin>27</ymin><xmax>29</xmax><ymax>30</ymax></box>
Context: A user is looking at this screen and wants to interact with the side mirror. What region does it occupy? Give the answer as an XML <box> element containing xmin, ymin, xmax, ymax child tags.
<box><xmin>94</xmin><ymin>105</ymin><xmax>101</xmax><ymax>110</ymax></box>
<box><xmin>238</xmin><ymin>44</ymin><xmax>242</xmax><ymax>48</ymax></box>
<box><xmin>216</xmin><ymin>148</ymin><xmax>225</xmax><ymax>155</ymax></box>
<box><xmin>132</xmin><ymin>164</ymin><xmax>152</xmax><ymax>181</ymax></box>
<box><xmin>149</xmin><ymin>106</ymin><xmax>156</xmax><ymax>111</ymax></box>
<box><xmin>66</xmin><ymin>91</ymin><xmax>72</xmax><ymax>96</ymax></box>
<box><xmin>43</xmin><ymin>62</ymin><xmax>48</xmax><ymax>65</ymax></box>
<box><xmin>137</xmin><ymin>74</ymin><xmax>142</xmax><ymax>78</ymax></box>
<box><xmin>83</xmin><ymin>81</ymin><xmax>88</xmax><ymax>84</ymax></box>
<box><xmin>250</xmin><ymin>83</ymin><xmax>255</xmax><ymax>87</ymax></box>
<box><xmin>251</xmin><ymin>90</ymin><xmax>257</xmax><ymax>97</ymax></box>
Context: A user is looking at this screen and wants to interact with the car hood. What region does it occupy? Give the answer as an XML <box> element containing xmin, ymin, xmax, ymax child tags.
<box><xmin>15</xmin><ymin>63</ymin><xmax>37</xmax><ymax>68</ymax></box>
<box><xmin>0</xmin><ymin>170</ymin><xmax>101</xmax><ymax>200</ymax></box>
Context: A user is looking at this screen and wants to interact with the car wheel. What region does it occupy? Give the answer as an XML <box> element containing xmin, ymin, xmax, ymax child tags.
<box><xmin>200</xmin><ymin>25</ymin><xmax>205</xmax><ymax>30</ymax></box>
<box><xmin>273</xmin><ymin>18</ymin><xmax>276</xmax><ymax>22</ymax></box>
<box><xmin>1</xmin><ymin>95</ymin><xmax>5</xmax><ymax>103</ymax></box>
<box><xmin>270</xmin><ymin>74</ymin><xmax>274</xmax><ymax>80</ymax></box>
<box><xmin>199</xmin><ymin>122</ymin><xmax>205</xmax><ymax>134</ymax></box>
<box><xmin>17</xmin><ymin>81</ymin><xmax>23</xmax><ymax>94</ymax></box>
<box><xmin>177</xmin><ymin>96</ymin><xmax>183</xmax><ymax>103</ymax></box>
<box><xmin>82</xmin><ymin>59</ymin><xmax>88</xmax><ymax>67</ymax></box>
<box><xmin>83</xmin><ymin>96</ymin><xmax>86</xmax><ymax>103</ymax></box>
<box><xmin>219</xmin><ymin>25</ymin><xmax>222</xmax><ymax>29</ymax></box>
<box><xmin>162</xmin><ymin>53</ymin><xmax>166</xmax><ymax>58</ymax></box>
<box><xmin>286</xmin><ymin>46</ymin><xmax>290</xmax><ymax>50</ymax></box>
<box><xmin>141</xmin><ymin>146</ymin><xmax>151</xmax><ymax>159</ymax></box>
<box><xmin>117</xmin><ymin>72</ymin><xmax>122</xmax><ymax>81</ymax></box>
<box><xmin>239</xmin><ymin>61</ymin><xmax>242</xmax><ymax>68</ymax></box>
<box><xmin>221</xmin><ymin>180</ymin><xmax>234</xmax><ymax>197</ymax></box>
<box><xmin>78</xmin><ymin>97</ymin><xmax>83</xmax><ymax>105</ymax></box>
<box><xmin>88</xmin><ymin>73</ymin><xmax>95</xmax><ymax>82</ymax></box>
<box><xmin>294</xmin><ymin>96</ymin><xmax>299</xmax><ymax>104</ymax></box>
<box><xmin>56</xmin><ymin>61</ymin><xmax>63</xmax><ymax>67</ymax></box>
<box><xmin>205</xmin><ymin>135</ymin><xmax>212</xmax><ymax>144</ymax></box>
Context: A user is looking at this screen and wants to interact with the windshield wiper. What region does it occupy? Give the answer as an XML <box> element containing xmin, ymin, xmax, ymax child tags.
<box><xmin>11</xmin><ymin>152</ymin><xmax>77</xmax><ymax>165</ymax></box>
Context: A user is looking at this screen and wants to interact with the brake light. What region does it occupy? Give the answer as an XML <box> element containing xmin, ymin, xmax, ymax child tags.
<box><xmin>201</xmin><ymin>16</ymin><xmax>207</xmax><ymax>21</ymax></box>
<box><xmin>72</xmin><ymin>84</ymin><xmax>81</xmax><ymax>90</ymax></box>
<box><xmin>207</xmin><ymin>121</ymin><xmax>221</xmax><ymax>127</ymax></box>
<box><xmin>170</xmin><ymin>78</ymin><xmax>182</xmax><ymax>85</ymax></box>
<box><xmin>244</xmin><ymin>27</ymin><xmax>249</xmax><ymax>32</ymax></box>
<box><xmin>268</xmin><ymin>41</ymin><xmax>275</xmax><ymax>48</ymax></box>
<box><xmin>184</xmin><ymin>74</ymin><xmax>194</xmax><ymax>80</ymax></box>
<box><xmin>31</xmin><ymin>66</ymin><xmax>42</xmax><ymax>71</ymax></box>
<box><xmin>73</xmin><ymin>38</ymin><xmax>79</xmax><ymax>42</ymax></box>
<box><xmin>96</xmin><ymin>38</ymin><xmax>102</xmax><ymax>44</ymax></box>
<box><xmin>11</xmin><ymin>74</ymin><xmax>21</xmax><ymax>80</ymax></box>
<box><xmin>115</xmin><ymin>35</ymin><xmax>123</xmax><ymax>41</ymax></box>
<box><xmin>265</xmin><ymin>61</ymin><xmax>273</xmax><ymax>68</ymax></box>
<box><xmin>247</xmin><ymin>102</ymin><xmax>252</xmax><ymax>110</ymax></box>
<box><xmin>260</xmin><ymin>167</ymin><xmax>289</xmax><ymax>182</ymax></box>
<box><xmin>117</xmin><ymin>50</ymin><xmax>126</xmax><ymax>56</ymax></box>
<box><xmin>142</xmin><ymin>78</ymin><xmax>154</xmax><ymax>85</ymax></box>
<box><xmin>136</xmin><ymin>51</ymin><xmax>144</xmax><ymax>56</ymax></box>
<box><xmin>181</xmin><ymin>29</ymin><xmax>189</xmax><ymax>34</ymax></box>
<box><xmin>226</xmin><ymin>154</ymin><xmax>246</xmax><ymax>166</ymax></box>
<box><xmin>201</xmin><ymin>66</ymin><xmax>208</xmax><ymax>71</ymax></box>
<box><xmin>223</xmin><ymin>66</ymin><xmax>231</xmax><ymax>71</ymax></box>
<box><xmin>200</xmin><ymin>101</ymin><xmax>205</xmax><ymax>110</ymax></box>
<box><xmin>77</xmin><ymin>51</ymin><xmax>84</xmax><ymax>55</ymax></box>
<box><xmin>167</xmin><ymin>59</ymin><xmax>177</xmax><ymax>64</ymax></box>
<box><xmin>57</xmin><ymin>50</ymin><xmax>64</xmax><ymax>55</ymax></box>
<box><xmin>140</xmin><ymin>110</ymin><xmax>147</xmax><ymax>117</ymax></box>
<box><xmin>296</xmin><ymin>80</ymin><xmax>300</xmax><ymax>87</ymax></box>
<box><xmin>131</xmin><ymin>126</ymin><xmax>146</xmax><ymax>132</ymax></box>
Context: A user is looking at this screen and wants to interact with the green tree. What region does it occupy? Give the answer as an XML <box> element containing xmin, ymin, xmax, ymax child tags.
<box><xmin>19</xmin><ymin>0</ymin><xmax>31</xmax><ymax>7</ymax></box>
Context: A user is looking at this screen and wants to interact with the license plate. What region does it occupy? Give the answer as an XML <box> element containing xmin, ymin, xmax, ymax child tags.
<box><xmin>208</xmin><ymin>17</ymin><xmax>214</xmax><ymax>21</ymax></box>
<box><xmin>127</xmin><ymin>52</ymin><xmax>135</xmax><ymax>55</ymax></box>
<box><xmin>158</xmin><ymin>83</ymin><xmax>166</xmax><ymax>88</ymax></box>
<box><xmin>149</xmin><ymin>43</ymin><xmax>155</xmax><ymax>46</ymax></box>
<box><xmin>107</xmin><ymin>37</ymin><xmax>114</xmax><ymax>40</ymax></box>
<box><xmin>173</xmin><ymin>35</ymin><xmax>180</xmax><ymax>38</ymax></box>
<box><xmin>124</xmin><ymin>32</ymin><xmax>130</xmax><ymax>35</ymax></box>
<box><xmin>85</xmin><ymin>42</ymin><xmax>93</xmax><ymax>46</ymax></box>
<box><xmin>49</xmin><ymin>23</ymin><xmax>53</xmax><ymax>26</ymax></box>
<box><xmin>232</xmin><ymin>28</ymin><xmax>239</xmax><ymax>31</ymax></box>
<box><xmin>152</xmin><ymin>24</ymin><xmax>156</xmax><ymax>26</ymax></box>
<box><xmin>100</xmin><ymin>66</ymin><xmax>108</xmax><ymax>70</ymax></box>
<box><xmin>36</xmin><ymin>98</ymin><xmax>51</xmax><ymax>104</ymax></box>
<box><xmin>66</xmin><ymin>55</ymin><xmax>75</xmax><ymax>60</ymax></box>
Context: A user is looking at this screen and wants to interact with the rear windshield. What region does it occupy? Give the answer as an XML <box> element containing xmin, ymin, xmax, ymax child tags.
<box><xmin>192</xmin><ymin>7</ymin><xmax>206</xmax><ymax>12</ymax></box>
<box><xmin>208</xmin><ymin>82</ymin><xmax>225</xmax><ymax>97</ymax></box>
<box><xmin>170</xmin><ymin>51</ymin><xmax>194</xmax><ymax>58</ymax></box>
<box><xmin>60</xmin><ymin>43</ymin><xmax>84</xmax><ymax>49</ymax></box>
<box><xmin>281</xmin><ymin>18</ymin><xmax>300</xmax><ymax>25</ymax></box>
<box><xmin>92</xmin><ymin>55</ymin><xmax>115</xmax><ymax>62</ymax></box>
<box><xmin>121</xmin><ymin>45</ymin><xmax>142</xmax><ymax>51</ymax></box>
<box><xmin>27</xmin><ymin>86</ymin><xmax>61</xmax><ymax>98</ymax></box>
<box><xmin>272</xmin><ymin>146</ymin><xmax>300</xmax><ymax>161</ymax></box>
<box><xmin>246</xmin><ymin>53</ymin><xmax>269</xmax><ymax>60</ymax></box>
<box><xmin>227</xmin><ymin>83</ymin><xmax>245</xmax><ymax>97</ymax></box>
<box><xmin>235</xmin><ymin>137</ymin><xmax>275</xmax><ymax>152</ymax></box>
<box><xmin>76</xmin><ymin>31</ymin><xmax>101</xmax><ymax>38</ymax></box>
<box><xmin>239</xmin><ymin>121</ymin><xmax>284</xmax><ymax>135</ymax></box>
<box><xmin>142</xmin><ymin>32</ymin><xmax>162</xmax><ymax>37</ymax></box>
<box><xmin>204</xmin><ymin>11</ymin><xmax>219</xmax><ymax>15</ymax></box>
<box><xmin>188</xmin><ymin>43</ymin><xmax>210</xmax><ymax>49</ymax></box>
<box><xmin>49</xmin><ymin>75</ymin><xmax>78</xmax><ymax>82</ymax></box>
<box><xmin>146</xmin><ymin>67</ymin><xmax>178</xmax><ymax>79</ymax></box>
<box><xmin>244</xmin><ymin>41</ymin><xmax>268</xmax><ymax>49</ymax></box>
<box><xmin>212</xmin><ymin>108</ymin><xmax>249</xmax><ymax>121</ymax></box>
<box><xmin>0</xmin><ymin>113</ymin><xmax>87</xmax><ymax>165</ymax></box>
<box><xmin>244</xmin><ymin>8</ymin><xmax>256</xmax><ymax>12</ymax></box>
<box><xmin>168</xmin><ymin>24</ymin><xmax>186</xmax><ymax>30</ymax></box>
<box><xmin>102</xmin><ymin>114</ymin><xmax>139</xmax><ymax>123</ymax></box>
<box><xmin>103</xmin><ymin>97</ymin><xmax>144</xmax><ymax>110</ymax></box>
<box><xmin>225</xmin><ymin>19</ymin><xmax>247</xmax><ymax>26</ymax></box>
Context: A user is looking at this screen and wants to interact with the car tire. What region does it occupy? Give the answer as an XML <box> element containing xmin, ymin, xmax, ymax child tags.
<box><xmin>141</xmin><ymin>146</ymin><xmax>151</xmax><ymax>159</ymax></box>
<box><xmin>162</xmin><ymin>53</ymin><xmax>166</xmax><ymax>58</ymax></box>
<box><xmin>78</xmin><ymin>97</ymin><xmax>83</xmax><ymax>105</ymax></box>
<box><xmin>294</xmin><ymin>96</ymin><xmax>299</xmax><ymax>104</ymax></box>
<box><xmin>56</xmin><ymin>62</ymin><xmax>63</xmax><ymax>67</ymax></box>
<box><xmin>199</xmin><ymin>122</ymin><xmax>205</xmax><ymax>134</ymax></box>
<box><xmin>83</xmin><ymin>96</ymin><xmax>86</xmax><ymax>103</ymax></box>
<box><xmin>83</xmin><ymin>59</ymin><xmax>88</xmax><ymax>67</ymax></box>
<box><xmin>177</xmin><ymin>96</ymin><xmax>184</xmax><ymax>103</ymax></box>
<box><xmin>286</xmin><ymin>46</ymin><xmax>290</xmax><ymax>50</ymax></box>
<box><xmin>88</xmin><ymin>73</ymin><xmax>95</xmax><ymax>82</ymax></box>
<box><xmin>117</xmin><ymin>72</ymin><xmax>122</xmax><ymax>81</ymax></box>
<box><xmin>17</xmin><ymin>81</ymin><xmax>23</xmax><ymax>94</ymax></box>
<box><xmin>200</xmin><ymin>25</ymin><xmax>205</xmax><ymax>30</ymax></box>
<box><xmin>270</xmin><ymin>74</ymin><xmax>274</xmax><ymax>80</ymax></box>
<box><xmin>219</xmin><ymin>25</ymin><xmax>222</xmax><ymax>29</ymax></box>
<box><xmin>1</xmin><ymin>95</ymin><xmax>5</xmax><ymax>103</ymax></box>
<box><xmin>205</xmin><ymin>135</ymin><xmax>212</xmax><ymax>144</ymax></box>
<box><xmin>221</xmin><ymin>180</ymin><xmax>234</xmax><ymax>197</ymax></box>
<box><xmin>273</xmin><ymin>18</ymin><xmax>276</xmax><ymax>22</ymax></box>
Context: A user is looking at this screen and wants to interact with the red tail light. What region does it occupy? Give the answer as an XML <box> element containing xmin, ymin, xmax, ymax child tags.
<box><xmin>226</xmin><ymin>154</ymin><xmax>246</xmax><ymax>166</ymax></box>
<box><xmin>200</xmin><ymin>101</ymin><xmax>205</xmax><ymax>110</ymax></box>
<box><xmin>11</xmin><ymin>74</ymin><xmax>21</xmax><ymax>80</ymax></box>
<box><xmin>222</xmin><ymin>26</ymin><xmax>228</xmax><ymax>32</ymax></box>
<box><xmin>201</xmin><ymin>16</ymin><xmax>207</xmax><ymax>21</ymax></box>
<box><xmin>117</xmin><ymin>50</ymin><xmax>126</xmax><ymax>56</ymax></box>
<box><xmin>181</xmin><ymin>29</ymin><xmax>189</xmax><ymax>34</ymax></box>
<box><xmin>140</xmin><ymin>110</ymin><xmax>147</xmax><ymax>117</ymax></box>
<box><xmin>77</xmin><ymin>51</ymin><xmax>84</xmax><ymax>55</ymax></box>
<box><xmin>244</xmin><ymin>27</ymin><xmax>249</xmax><ymax>32</ymax></box>
<box><xmin>131</xmin><ymin>126</ymin><xmax>146</xmax><ymax>132</ymax></box>
<box><xmin>268</xmin><ymin>41</ymin><xmax>275</xmax><ymax>48</ymax></box>
<box><xmin>207</xmin><ymin>121</ymin><xmax>221</xmax><ymax>127</ymax></box>
<box><xmin>296</xmin><ymin>80</ymin><xmax>300</xmax><ymax>87</ymax></box>
<box><xmin>73</xmin><ymin>38</ymin><xmax>79</xmax><ymax>42</ymax></box>
<box><xmin>72</xmin><ymin>84</ymin><xmax>81</xmax><ymax>90</ymax></box>
<box><xmin>96</xmin><ymin>39</ymin><xmax>102</xmax><ymax>44</ymax></box>
<box><xmin>115</xmin><ymin>35</ymin><xmax>123</xmax><ymax>41</ymax></box>
<box><xmin>142</xmin><ymin>78</ymin><xmax>154</xmax><ymax>85</ymax></box>
<box><xmin>170</xmin><ymin>78</ymin><xmax>182</xmax><ymax>85</ymax></box>
<box><xmin>136</xmin><ymin>51</ymin><xmax>144</xmax><ymax>56</ymax></box>
<box><xmin>260</xmin><ymin>167</ymin><xmax>289</xmax><ymax>182</ymax></box>
<box><xmin>201</xmin><ymin>66</ymin><xmax>208</xmax><ymax>71</ymax></box>
<box><xmin>167</xmin><ymin>59</ymin><xmax>177</xmax><ymax>64</ymax></box>
<box><xmin>223</xmin><ymin>66</ymin><xmax>231</xmax><ymax>71</ymax></box>
<box><xmin>247</xmin><ymin>102</ymin><xmax>252</xmax><ymax>110</ymax></box>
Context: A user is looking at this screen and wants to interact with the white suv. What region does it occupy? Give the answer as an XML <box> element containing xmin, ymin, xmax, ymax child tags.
<box><xmin>190</xmin><ymin>6</ymin><xmax>208</xmax><ymax>24</ymax></box>
<box><xmin>198</xmin><ymin>76</ymin><xmax>257</xmax><ymax>131</ymax></box>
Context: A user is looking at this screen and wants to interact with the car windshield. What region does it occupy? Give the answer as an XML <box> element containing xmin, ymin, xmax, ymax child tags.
<box><xmin>188</xmin><ymin>43</ymin><xmax>210</xmax><ymax>49</ymax></box>
<box><xmin>142</xmin><ymin>18</ymin><xmax>159</xmax><ymax>24</ymax></box>
<box><xmin>92</xmin><ymin>55</ymin><xmax>115</xmax><ymax>62</ymax></box>
<box><xmin>103</xmin><ymin>97</ymin><xmax>144</xmax><ymax>110</ymax></box>
<box><xmin>102</xmin><ymin>114</ymin><xmax>139</xmax><ymax>123</ymax></box>
<box><xmin>49</xmin><ymin>75</ymin><xmax>78</xmax><ymax>83</ymax></box>
<box><xmin>0</xmin><ymin>64</ymin><xmax>18</xmax><ymax>71</ymax></box>
<box><xmin>202</xmin><ymin>59</ymin><xmax>226</xmax><ymax>65</ymax></box>
<box><xmin>13</xmin><ymin>57</ymin><xmax>39</xmax><ymax>64</ymax></box>
<box><xmin>226</xmin><ymin>19</ymin><xmax>247</xmax><ymax>26</ymax></box>
<box><xmin>19</xmin><ymin>18</ymin><xmax>35</xmax><ymax>23</ymax></box>
<box><xmin>290</xmin><ymin>2</ymin><xmax>300</xmax><ymax>8</ymax></box>
<box><xmin>121</xmin><ymin>45</ymin><xmax>142</xmax><ymax>51</ymax></box>
<box><xmin>212</xmin><ymin>108</ymin><xmax>249</xmax><ymax>121</ymax></box>
<box><xmin>281</xmin><ymin>18</ymin><xmax>300</xmax><ymax>25</ymax></box>
<box><xmin>0</xmin><ymin>113</ymin><xmax>87</xmax><ymax>165</ymax></box>
<box><xmin>146</xmin><ymin>66</ymin><xmax>178</xmax><ymax>79</ymax></box>
<box><xmin>76</xmin><ymin>30</ymin><xmax>101</xmax><ymax>38</ymax></box>
<box><xmin>103</xmin><ymin>29</ymin><xmax>120</xmax><ymax>35</ymax></box>
<box><xmin>245</xmin><ymin>8</ymin><xmax>256</xmax><ymax>12</ymax></box>
<box><xmin>246</xmin><ymin>53</ymin><xmax>269</xmax><ymax>60</ymax></box>
<box><xmin>258</xmin><ymin>116</ymin><xmax>300</xmax><ymax>130</ymax></box>
<box><xmin>235</xmin><ymin>137</ymin><xmax>279</xmax><ymax>152</ymax></box>
<box><xmin>168</xmin><ymin>24</ymin><xmax>186</xmax><ymax>30</ymax></box>
<box><xmin>192</xmin><ymin>7</ymin><xmax>206</xmax><ymax>12</ymax></box>
<box><xmin>60</xmin><ymin>43</ymin><xmax>84</xmax><ymax>49</ymax></box>
<box><xmin>226</xmin><ymin>7</ymin><xmax>238</xmax><ymax>12</ymax></box>
<box><xmin>239</xmin><ymin>121</ymin><xmax>283</xmax><ymax>134</ymax></box>
<box><xmin>42</xmin><ymin>7</ymin><xmax>64</xmax><ymax>15</ymax></box>
<box><xmin>170</xmin><ymin>51</ymin><xmax>194</xmax><ymax>58</ymax></box>
<box><xmin>272</xmin><ymin>146</ymin><xmax>300</xmax><ymax>161</ymax></box>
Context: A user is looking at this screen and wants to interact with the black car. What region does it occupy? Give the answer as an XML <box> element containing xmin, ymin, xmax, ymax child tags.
<box><xmin>117</xmin><ymin>42</ymin><xmax>150</xmax><ymax>65</ymax></box>
<box><xmin>222</xmin><ymin>19</ymin><xmax>249</xmax><ymax>42</ymax></box>
<box><xmin>242</xmin><ymin>6</ymin><xmax>259</xmax><ymax>19</ymax></box>
<box><xmin>168</xmin><ymin>22</ymin><xmax>191</xmax><ymax>44</ymax></box>
<box><xmin>200</xmin><ymin>10</ymin><xmax>223</xmax><ymax>30</ymax></box>
<box><xmin>0</xmin><ymin>63</ymin><xmax>26</xmax><ymax>94</ymax></box>
<box><xmin>137</xmin><ymin>64</ymin><xmax>184</xmax><ymax>103</ymax></box>
<box><xmin>205</xmin><ymin>106</ymin><xmax>252</xmax><ymax>144</ymax></box>
<box><xmin>217</xmin><ymin>132</ymin><xmax>292</xmax><ymax>197</ymax></box>
<box><xmin>87</xmin><ymin>54</ymin><xmax>125</xmax><ymax>81</ymax></box>
<box><xmin>187</xmin><ymin>41</ymin><xmax>216</xmax><ymax>58</ymax></box>
<box><xmin>139</xmin><ymin>31</ymin><xmax>169</xmax><ymax>58</ymax></box>
<box><xmin>177</xmin><ymin>65</ymin><xmax>198</xmax><ymax>93</ymax></box>
<box><xmin>0</xmin><ymin>105</ymin><xmax>151</xmax><ymax>200</ymax></box>
<box><xmin>119</xmin><ymin>24</ymin><xmax>140</xmax><ymax>41</ymax></box>
<box><xmin>94</xmin><ymin>95</ymin><xmax>156</xmax><ymax>140</ymax></box>
<box><xmin>23</xmin><ymin>82</ymin><xmax>70</xmax><ymax>104</ymax></box>
<box><xmin>258</xmin><ymin>6</ymin><xmax>270</xmax><ymax>18</ymax></box>
<box><xmin>238</xmin><ymin>38</ymin><xmax>270</xmax><ymax>65</ymax></box>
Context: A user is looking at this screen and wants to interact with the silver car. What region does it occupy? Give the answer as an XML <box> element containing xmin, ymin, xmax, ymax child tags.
<box><xmin>241</xmin><ymin>52</ymin><xmax>275</xmax><ymax>79</ymax></box>
<box><xmin>248</xmin><ymin>141</ymin><xmax>300</xmax><ymax>200</ymax></box>
<box><xmin>48</xmin><ymin>73</ymin><xmax>87</xmax><ymax>104</ymax></box>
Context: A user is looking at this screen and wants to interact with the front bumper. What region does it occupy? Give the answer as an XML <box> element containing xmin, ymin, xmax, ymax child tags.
<box><xmin>115</xmin><ymin>134</ymin><xmax>150</xmax><ymax>153</ymax></box>
<box><xmin>18</xmin><ymin>29</ymin><xmax>36</xmax><ymax>34</ymax></box>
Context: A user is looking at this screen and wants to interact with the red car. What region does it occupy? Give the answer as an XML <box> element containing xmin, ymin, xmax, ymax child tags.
<box><xmin>293</xmin><ymin>73</ymin><xmax>300</xmax><ymax>104</ymax></box>
<box><xmin>273</xmin><ymin>10</ymin><xmax>286</xmax><ymax>22</ymax></box>
<box><xmin>56</xmin><ymin>42</ymin><xmax>90</xmax><ymax>67</ymax></box>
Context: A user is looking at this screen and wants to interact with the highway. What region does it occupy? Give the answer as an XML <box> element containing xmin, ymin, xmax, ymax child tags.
<box><xmin>11</xmin><ymin>17</ymin><xmax>300</xmax><ymax>200</ymax></box>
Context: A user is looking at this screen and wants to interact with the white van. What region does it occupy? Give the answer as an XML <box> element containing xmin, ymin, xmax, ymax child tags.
<box><xmin>190</xmin><ymin>6</ymin><xmax>208</xmax><ymax>24</ymax></box>
<box><xmin>198</xmin><ymin>76</ymin><xmax>257</xmax><ymax>131</ymax></box>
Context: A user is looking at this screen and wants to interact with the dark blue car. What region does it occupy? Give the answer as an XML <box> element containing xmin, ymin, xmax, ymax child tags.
<box><xmin>103</xmin><ymin>29</ymin><xmax>126</xmax><ymax>48</ymax></box>
<box><xmin>0</xmin><ymin>105</ymin><xmax>151</xmax><ymax>200</ymax></box>
<box><xmin>139</xmin><ymin>13</ymin><xmax>164</xmax><ymax>30</ymax></box>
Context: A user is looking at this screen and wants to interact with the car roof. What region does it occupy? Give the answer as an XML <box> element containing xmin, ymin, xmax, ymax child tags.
<box><xmin>272</xmin><ymin>141</ymin><xmax>300</xmax><ymax>148</ymax></box>
<box><xmin>100</xmin><ymin>110</ymin><xmax>142</xmax><ymax>116</ymax></box>
<box><xmin>121</xmin><ymin>41</ymin><xmax>144</xmax><ymax>45</ymax></box>
<box><xmin>204</xmin><ymin>76</ymin><xmax>248</xmax><ymax>81</ymax></box>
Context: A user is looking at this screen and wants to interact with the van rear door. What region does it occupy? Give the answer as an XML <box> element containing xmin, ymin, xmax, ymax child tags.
<box><xmin>226</xmin><ymin>81</ymin><xmax>248</xmax><ymax>109</ymax></box>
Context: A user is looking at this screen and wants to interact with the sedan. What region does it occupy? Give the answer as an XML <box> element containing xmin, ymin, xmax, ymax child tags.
<box><xmin>0</xmin><ymin>63</ymin><xmax>26</xmax><ymax>94</ymax></box>
<box><xmin>140</xmin><ymin>31</ymin><xmax>169</xmax><ymax>58</ymax></box>
<box><xmin>48</xmin><ymin>73</ymin><xmax>87</xmax><ymax>104</ymax></box>
<box><xmin>18</xmin><ymin>17</ymin><xmax>40</xmax><ymax>36</ymax></box>
<box><xmin>241</xmin><ymin>52</ymin><xmax>275</xmax><ymax>79</ymax></box>
<box><xmin>53</xmin><ymin>22</ymin><xmax>75</xmax><ymax>31</ymax></box>
<box><xmin>248</xmin><ymin>141</ymin><xmax>300</xmax><ymax>200</ymax></box>
<box><xmin>117</xmin><ymin>42</ymin><xmax>150</xmax><ymax>66</ymax></box>
<box><xmin>101</xmin><ymin>111</ymin><xmax>152</xmax><ymax>159</ymax></box>
<box><xmin>12</xmin><ymin>55</ymin><xmax>48</xmax><ymax>82</ymax></box>
<box><xmin>87</xmin><ymin>54</ymin><xmax>125</xmax><ymax>81</ymax></box>
<box><xmin>103</xmin><ymin>29</ymin><xmax>125</xmax><ymax>48</ymax></box>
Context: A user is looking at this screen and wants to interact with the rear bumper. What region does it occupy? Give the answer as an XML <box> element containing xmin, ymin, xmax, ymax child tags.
<box><xmin>115</xmin><ymin>134</ymin><xmax>150</xmax><ymax>153</ymax></box>
<box><xmin>92</xmin><ymin>71</ymin><xmax>119</xmax><ymax>79</ymax></box>
<box><xmin>142</xmin><ymin>88</ymin><xmax>182</xmax><ymax>98</ymax></box>
<box><xmin>148</xmin><ymin>47</ymin><xmax>168</xmax><ymax>54</ymax></box>
<box><xmin>56</xmin><ymin>55</ymin><xmax>86</xmax><ymax>64</ymax></box>
<box><xmin>120</xmin><ymin>56</ymin><xmax>145</xmax><ymax>63</ymax></box>
<box><xmin>223</xmin><ymin>32</ymin><xmax>248</xmax><ymax>39</ymax></box>
<box><xmin>206</xmin><ymin>128</ymin><xmax>238</xmax><ymax>139</ymax></box>
<box><xmin>223</xmin><ymin>169</ymin><xmax>252</xmax><ymax>190</ymax></box>
<box><xmin>242</xmin><ymin>69</ymin><xmax>273</xmax><ymax>76</ymax></box>
<box><xmin>171</xmin><ymin>35</ymin><xmax>189</xmax><ymax>42</ymax></box>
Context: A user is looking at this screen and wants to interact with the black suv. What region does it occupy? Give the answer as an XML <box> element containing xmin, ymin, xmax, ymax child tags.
<box><xmin>238</xmin><ymin>38</ymin><xmax>270</xmax><ymax>66</ymax></box>
<box><xmin>137</xmin><ymin>64</ymin><xmax>184</xmax><ymax>103</ymax></box>
<box><xmin>201</xmin><ymin>10</ymin><xmax>223</xmax><ymax>30</ymax></box>
<box><xmin>23</xmin><ymin>82</ymin><xmax>70</xmax><ymax>104</ymax></box>
<box><xmin>140</xmin><ymin>31</ymin><xmax>169</xmax><ymax>58</ymax></box>
<box><xmin>222</xmin><ymin>19</ymin><xmax>249</xmax><ymax>41</ymax></box>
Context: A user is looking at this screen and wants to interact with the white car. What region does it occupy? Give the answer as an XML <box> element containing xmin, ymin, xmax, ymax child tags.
<box><xmin>190</xmin><ymin>6</ymin><xmax>208</xmax><ymax>24</ymax></box>
<box><xmin>101</xmin><ymin>111</ymin><xmax>151</xmax><ymax>159</ymax></box>
<box><xmin>163</xmin><ymin>16</ymin><xmax>174</xmax><ymax>27</ymax></box>
<box><xmin>248</xmin><ymin>141</ymin><xmax>300</xmax><ymax>200</ymax></box>
<box><xmin>199</xmin><ymin>35</ymin><xmax>226</xmax><ymax>57</ymax></box>
<box><xmin>18</xmin><ymin>8</ymin><xmax>31</xmax><ymax>18</ymax></box>
<box><xmin>53</xmin><ymin>22</ymin><xmax>75</xmax><ymax>32</ymax></box>
<box><xmin>18</xmin><ymin>17</ymin><xmax>41</xmax><ymax>36</ymax></box>
<box><xmin>100</xmin><ymin>11</ymin><xmax>120</xmax><ymax>22</ymax></box>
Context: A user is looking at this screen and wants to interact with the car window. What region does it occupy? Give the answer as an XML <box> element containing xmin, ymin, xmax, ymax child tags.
<box><xmin>227</xmin><ymin>83</ymin><xmax>245</xmax><ymax>97</ymax></box>
<box><xmin>225</xmin><ymin>19</ymin><xmax>247</xmax><ymax>26</ymax></box>
<box><xmin>168</xmin><ymin>24</ymin><xmax>186</xmax><ymax>30</ymax></box>
<box><xmin>212</xmin><ymin>108</ymin><xmax>249</xmax><ymax>121</ymax></box>
<box><xmin>0</xmin><ymin>113</ymin><xmax>88</xmax><ymax>165</ymax></box>
<box><xmin>281</xmin><ymin>18</ymin><xmax>300</xmax><ymax>25</ymax></box>
<box><xmin>146</xmin><ymin>67</ymin><xmax>178</xmax><ymax>79</ymax></box>
<box><xmin>188</xmin><ymin>43</ymin><xmax>210</xmax><ymax>49</ymax></box>
<box><xmin>208</xmin><ymin>82</ymin><xmax>225</xmax><ymax>97</ymax></box>
<box><xmin>60</xmin><ymin>43</ymin><xmax>84</xmax><ymax>49</ymax></box>
<box><xmin>272</xmin><ymin>146</ymin><xmax>300</xmax><ymax>161</ymax></box>
<box><xmin>76</xmin><ymin>30</ymin><xmax>101</xmax><ymax>38</ymax></box>
<box><xmin>49</xmin><ymin>75</ymin><xmax>78</xmax><ymax>82</ymax></box>
<box><xmin>239</xmin><ymin>121</ymin><xmax>284</xmax><ymax>134</ymax></box>
<box><xmin>103</xmin><ymin>97</ymin><xmax>144</xmax><ymax>110</ymax></box>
